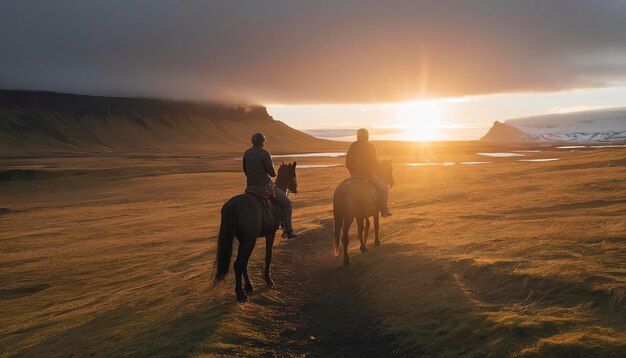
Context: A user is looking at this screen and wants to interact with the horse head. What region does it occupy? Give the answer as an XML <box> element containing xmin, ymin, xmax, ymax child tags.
<box><xmin>376</xmin><ymin>159</ymin><xmax>394</xmax><ymax>188</ymax></box>
<box><xmin>277</xmin><ymin>161</ymin><xmax>298</xmax><ymax>194</ymax></box>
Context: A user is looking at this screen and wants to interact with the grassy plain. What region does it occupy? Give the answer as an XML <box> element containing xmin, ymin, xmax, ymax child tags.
<box><xmin>1</xmin><ymin>142</ymin><xmax>625</xmax><ymax>357</ymax></box>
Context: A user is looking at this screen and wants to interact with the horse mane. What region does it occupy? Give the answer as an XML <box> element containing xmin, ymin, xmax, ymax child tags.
<box><xmin>280</xmin><ymin>160</ymin><xmax>298</xmax><ymax>170</ymax></box>
<box><xmin>276</xmin><ymin>161</ymin><xmax>298</xmax><ymax>193</ymax></box>
<box><xmin>277</xmin><ymin>161</ymin><xmax>296</xmax><ymax>178</ymax></box>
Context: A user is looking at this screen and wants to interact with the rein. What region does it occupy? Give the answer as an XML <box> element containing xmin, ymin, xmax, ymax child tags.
<box><xmin>275</xmin><ymin>178</ymin><xmax>289</xmax><ymax>194</ymax></box>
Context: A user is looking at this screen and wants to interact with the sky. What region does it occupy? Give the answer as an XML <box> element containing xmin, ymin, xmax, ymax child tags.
<box><xmin>268</xmin><ymin>86</ymin><xmax>626</xmax><ymax>140</ymax></box>
<box><xmin>2</xmin><ymin>1</ymin><xmax>626</xmax><ymax>140</ymax></box>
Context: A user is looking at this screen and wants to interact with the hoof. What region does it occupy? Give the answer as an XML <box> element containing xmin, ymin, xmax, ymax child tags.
<box><xmin>360</xmin><ymin>245</ymin><xmax>368</xmax><ymax>252</ymax></box>
<box><xmin>375</xmin><ymin>239</ymin><xmax>381</xmax><ymax>246</ymax></box>
<box><xmin>236</xmin><ymin>290</ymin><xmax>248</xmax><ymax>302</ymax></box>
<box><xmin>265</xmin><ymin>278</ymin><xmax>275</xmax><ymax>287</ymax></box>
<box><xmin>343</xmin><ymin>260</ymin><xmax>351</xmax><ymax>266</ymax></box>
<box><xmin>244</xmin><ymin>284</ymin><xmax>254</xmax><ymax>292</ymax></box>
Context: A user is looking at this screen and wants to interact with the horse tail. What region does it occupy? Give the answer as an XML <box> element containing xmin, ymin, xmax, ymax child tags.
<box><xmin>213</xmin><ymin>200</ymin><xmax>236</xmax><ymax>285</ymax></box>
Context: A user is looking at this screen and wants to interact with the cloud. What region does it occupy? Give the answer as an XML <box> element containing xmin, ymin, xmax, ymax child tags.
<box><xmin>1</xmin><ymin>1</ymin><xmax>626</xmax><ymax>103</ymax></box>
<box><xmin>549</xmin><ymin>105</ymin><xmax>626</xmax><ymax>114</ymax></box>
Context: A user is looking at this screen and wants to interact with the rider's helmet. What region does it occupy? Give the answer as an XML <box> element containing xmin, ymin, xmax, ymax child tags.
<box><xmin>251</xmin><ymin>132</ymin><xmax>266</xmax><ymax>147</ymax></box>
<box><xmin>357</xmin><ymin>128</ymin><xmax>369</xmax><ymax>141</ymax></box>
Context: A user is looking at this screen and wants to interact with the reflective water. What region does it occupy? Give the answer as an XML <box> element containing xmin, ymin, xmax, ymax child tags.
<box><xmin>405</xmin><ymin>162</ymin><xmax>456</xmax><ymax>166</ymax></box>
<box><xmin>591</xmin><ymin>145</ymin><xmax>626</xmax><ymax>148</ymax></box>
<box><xmin>518</xmin><ymin>158</ymin><xmax>560</xmax><ymax>162</ymax></box>
<box><xmin>557</xmin><ymin>145</ymin><xmax>626</xmax><ymax>149</ymax></box>
<box><xmin>477</xmin><ymin>152</ymin><xmax>526</xmax><ymax>157</ymax></box>
<box><xmin>405</xmin><ymin>159</ymin><xmax>560</xmax><ymax>166</ymax></box>
<box><xmin>296</xmin><ymin>164</ymin><xmax>341</xmax><ymax>169</ymax></box>
<box><xmin>273</xmin><ymin>152</ymin><xmax>346</xmax><ymax>158</ymax></box>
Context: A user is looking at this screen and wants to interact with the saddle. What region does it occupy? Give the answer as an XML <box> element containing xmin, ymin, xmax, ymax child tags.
<box><xmin>245</xmin><ymin>189</ymin><xmax>282</xmax><ymax>227</ymax></box>
<box><xmin>341</xmin><ymin>176</ymin><xmax>380</xmax><ymax>207</ymax></box>
<box><xmin>346</xmin><ymin>176</ymin><xmax>379</xmax><ymax>195</ymax></box>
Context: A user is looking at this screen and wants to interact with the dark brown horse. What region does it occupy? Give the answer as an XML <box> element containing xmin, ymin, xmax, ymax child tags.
<box><xmin>333</xmin><ymin>160</ymin><xmax>393</xmax><ymax>265</ymax></box>
<box><xmin>213</xmin><ymin>162</ymin><xmax>298</xmax><ymax>301</ymax></box>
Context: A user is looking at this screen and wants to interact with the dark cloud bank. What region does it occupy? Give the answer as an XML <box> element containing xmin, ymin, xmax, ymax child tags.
<box><xmin>1</xmin><ymin>0</ymin><xmax>625</xmax><ymax>103</ymax></box>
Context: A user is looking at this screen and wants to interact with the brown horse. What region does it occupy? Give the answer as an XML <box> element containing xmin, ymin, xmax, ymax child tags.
<box><xmin>333</xmin><ymin>160</ymin><xmax>394</xmax><ymax>265</ymax></box>
<box><xmin>213</xmin><ymin>162</ymin><xmax>298</xmax><ymax>301</ymax></box>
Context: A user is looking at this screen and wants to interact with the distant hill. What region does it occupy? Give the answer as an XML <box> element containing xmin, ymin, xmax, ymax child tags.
<box><xmin>480</xmin><ymin>121</ymin><xmax>537</xmax><ymax>142</ymax></box>
<box><xmin>0</xmin><ymin>90</ymin><xmax>339</xmax><ymax>156</ymax></box>
<box><xmin>481</xmin><ymin>107</ymin><xmax>626</xmax><ymax>142</ymax></box>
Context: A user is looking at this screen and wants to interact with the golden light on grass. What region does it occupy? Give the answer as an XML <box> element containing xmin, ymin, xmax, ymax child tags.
<box><xmin>2</xmin><ymin>142</ymin><xmax>625</xmax><ymax>356</ymax></box>
<box><xmin>396</xmin><ymin>100</ymin><xmax>444</xmax><ymax>141</ymax></box>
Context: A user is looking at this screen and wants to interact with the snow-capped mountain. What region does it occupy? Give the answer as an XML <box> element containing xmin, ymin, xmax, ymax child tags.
<box><xmin>531</xmin><ymin>131</ymin><xmax>626</xmax><ymax>142</ymax></box>
<box><xmin>506</xmin><ymin>106</ymin><xmax>626</xmax><ymax>142</ymax></box>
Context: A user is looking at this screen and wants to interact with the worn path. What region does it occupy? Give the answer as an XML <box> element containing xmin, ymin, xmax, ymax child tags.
<box><xmin>200</xmin><ymin>220</ymin><xmax>402</xmax><ymax>357</ymax></box>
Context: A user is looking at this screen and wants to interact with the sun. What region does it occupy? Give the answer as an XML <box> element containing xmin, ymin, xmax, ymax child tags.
<box><xmin>396</xmin><ymin>100</ymin><xmax>444</xmax><ymax>141</ymax></box>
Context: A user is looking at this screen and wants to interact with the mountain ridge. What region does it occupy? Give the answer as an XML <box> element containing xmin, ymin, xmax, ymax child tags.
<box><xmin>0</xmin><ymin>90</ymin><xmax>339</xmax><ymax>156</ymax></box>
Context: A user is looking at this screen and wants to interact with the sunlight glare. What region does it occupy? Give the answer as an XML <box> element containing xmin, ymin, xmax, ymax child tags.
<box><xmin>396</xmin><ymin>100</ymin><xmax>444</xmax><ymax>141</ymax></box>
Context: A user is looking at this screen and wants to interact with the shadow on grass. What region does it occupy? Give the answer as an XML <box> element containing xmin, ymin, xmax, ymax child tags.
<box><xmin>347</xmin><ymin>237</ymin><xmax>626</xmax><ymax>356</ymax></box>
<box><xmin>9</xmin><ymin>220</ymin><xmax>625</xmax><ymax>357</ymax></box>
<box><xmin>13</xmin><ymin>293</ymin><xmax>234</xmax><ymax>357</ymax></box>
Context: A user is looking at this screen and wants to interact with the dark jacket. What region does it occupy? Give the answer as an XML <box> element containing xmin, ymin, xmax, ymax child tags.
<box><xmin>345</xmin><ymin>140</ymin><xmax>378</xmax><ymax>176</ymax></box>
<box><xmin>243</xmin><ymin>146</ymin><xmax>276</xmax><ymax>187</ymax></box>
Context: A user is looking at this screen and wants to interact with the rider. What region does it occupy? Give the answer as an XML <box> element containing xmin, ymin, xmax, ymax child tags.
<box><xmin>243</xmin><ymin>132</ymin><xmax>299</xmax><ymax>239</ymax></box>
<box><xmin>345</xmin><ymin>128</ymin><xmax>392</xmax><ymax>217</ymax></box>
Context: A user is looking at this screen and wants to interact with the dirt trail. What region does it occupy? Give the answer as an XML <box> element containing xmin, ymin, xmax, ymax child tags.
<box><xmin>201</xmin><ymin>220</ymin><xmax>401</xmax><ymax>357</ymax></box>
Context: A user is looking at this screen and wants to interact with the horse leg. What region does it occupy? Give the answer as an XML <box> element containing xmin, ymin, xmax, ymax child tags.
<box><xmin>243</xmin><ymin>267</ymin><xmax>253</xmax><ymax>292</ymax></box>
<box><xmin>264</xmin><ymin>233</ymin><xmax>275</xmax><ymax>287</ymax></box>
<box><xmin>242</xmin><ymin>238</ymin><xmax>257</xmax><ymax>292</ymax></box>
<box><xmin>364</xmin><ymin>217</ymin><xmax>371</xmax><ymax>246</ymax></box>
<box><xmin>342</xmin><ymin>216</ymin><xmax>353</xmax><ymax>265</ymax></box>
<box><xmin>357</xmin><ymin>217</ymin><xmax>367</xmax><ymax>252</ymax></box>
<box><xmin>374</xmin><ymin>212</ymin><xmax>381</xmax><ymax>246</ymax></box>
<box><xmin>234</xmin><ymin>237</ymin><xmax>255</xmax><ymax>302</ymax></box>
<box><xmin>233</xmin><ymin>255</ymin><xmax>245</xmax><ymax>301</ymax></box>
<box><xmin>333</xmin><ymin>209</ymin><xmax>343</xmax><ymax>257</ymax></box>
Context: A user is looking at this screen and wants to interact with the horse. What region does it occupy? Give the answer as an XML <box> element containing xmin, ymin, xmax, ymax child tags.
<box><xmin>213</xmin><ymin>161</ymin><xmax>298</xmax><ymax>302</ymax></box>
<box><xmin>332</xmin><ymin>160</ymin><xmax>394</xmax><ymax>265</ymax></box>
